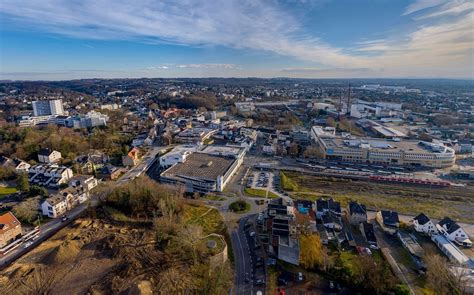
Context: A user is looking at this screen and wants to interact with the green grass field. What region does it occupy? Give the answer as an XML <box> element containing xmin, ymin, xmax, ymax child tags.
<box><xmin>244</xmin><ymin>187</ymin><xmax>279</xmax><ymax>199</ymax></box>
<box><xmin>280</xmin><ymin>171</ymin><xmax>299</xmax><ymax>191</ymax></box>
<box><xmin>0</xmin><ymin>187</ymin><xmax>17</xmax><ymax>197</ymax></box>
<box><xmin>183</xmin><ymin>204</ymin><xmax>225</xmax><ymax>234</ymax></box>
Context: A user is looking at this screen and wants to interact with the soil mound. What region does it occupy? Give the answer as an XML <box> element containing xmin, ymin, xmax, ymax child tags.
<box><xmin>43</xmin><ymin>239</ymin><xmax>82</xmax><ymax>264</ymax></box>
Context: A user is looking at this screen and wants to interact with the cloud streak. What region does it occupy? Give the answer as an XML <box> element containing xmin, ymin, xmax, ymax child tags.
<box><xmin>0</xmin><ymin>0</ymin><xmax>364</xmax><ymax>69</ymax></box>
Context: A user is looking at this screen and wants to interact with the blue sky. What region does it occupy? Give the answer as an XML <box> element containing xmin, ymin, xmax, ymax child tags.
<box><xmin>0</xmin><ymin>0</ymin><xmax>473</xmax><ymax>80</ymax></box>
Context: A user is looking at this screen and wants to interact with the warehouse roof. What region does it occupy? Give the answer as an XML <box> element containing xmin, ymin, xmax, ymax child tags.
<box><xmin>162</xmin><ymin>152</ymin><xmax>235</xmax><ymax>181</ymax></box>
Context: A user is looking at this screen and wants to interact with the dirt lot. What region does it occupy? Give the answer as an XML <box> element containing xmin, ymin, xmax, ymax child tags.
<box><xmin>0</xmin><ymin>218</ymin><xmax>156</xmax><ymax>294</ymax></box>
<box><xmin>0</xmin><ymin>203</ymin><xmax>232</xmax><ymax>294</ymax></box>
<box><xmin>283</xmin><ymin>171</ymin><xmax>474</xmax><ymax>223</ymax></box>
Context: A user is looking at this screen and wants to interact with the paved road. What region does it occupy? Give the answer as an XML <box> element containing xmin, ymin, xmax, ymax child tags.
<box><xmin>117</xmin><ymin>146</ymin><xmax>169</xmax><ymax>185</ymax></box>
<box><xmin>231</xmin><ymin>215</ymin><xmax>266</xmax><ymax>295</ymax></box>
<box><xmin>232</xmin><ymin>216</ymin><xmax>253</xmax><ymax>294</ymax></box>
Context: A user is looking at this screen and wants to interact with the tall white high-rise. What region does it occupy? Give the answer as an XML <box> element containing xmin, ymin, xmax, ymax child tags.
<box><xmin>32</xmin><ymin>99</ymin><xmax>64</xmax><ymax>116</ymax></box>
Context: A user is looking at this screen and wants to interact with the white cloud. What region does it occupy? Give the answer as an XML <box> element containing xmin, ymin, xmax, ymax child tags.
<box><xmin>146</xmin><ymin>66</ymin><xmax>170</xmax><ymax>70</ymax></box>
<box><xmin>403</xmin><ymin>0</ymin><xmax>446</xmax><ymax>15</ymax></box>
<box><xmin>177</xmin><ymin>64</ymin><xmax>239</xmax><ymax>69</ymax></box>
<box><xmin>359</xmin><ymin>10</ymin><xmax>474</xmax><ymax>77</ymax></box>
<box><xmin>415</xmin><ymin>0</ymin><xmax>474</xmax><ymax>19</ymax></box>
<box><xmin>0</xmin><ymin>0</ymin><xmax>364</xmax><ymax>69</ymax></box>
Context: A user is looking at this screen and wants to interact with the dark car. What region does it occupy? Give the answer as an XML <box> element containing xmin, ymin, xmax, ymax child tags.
<box><xmin>255</xmin><ymin>279</ymin><xmax>265</xmax><ymax>286</ymax></box>
<box><xmin>277</xmin><ymin>278</ymin><xmax>288</xmax><ymax>286</ymax></box>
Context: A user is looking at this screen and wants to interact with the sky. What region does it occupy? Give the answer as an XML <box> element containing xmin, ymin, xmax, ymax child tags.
<box><xmin>0</xmin><ymin>0</ymin><xmax>473</xmax><ymax>80</ymax></box>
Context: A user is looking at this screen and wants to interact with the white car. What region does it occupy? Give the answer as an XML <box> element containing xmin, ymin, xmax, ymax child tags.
<box><xmin>297</xmin><ymin>272</ymin><xmax>304</xmax><ymax>281</ymax></box>
<box><xmin>23</xmin><ymin>241</ymin><xmax>33</xmax><ymax>249</ymax></box>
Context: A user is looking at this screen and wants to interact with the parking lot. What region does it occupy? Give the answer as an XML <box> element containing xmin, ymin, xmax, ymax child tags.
<box><xmin>247</xmin><ymin>171</ymin><xmax>274</xmax><ymax>190</ymax></box>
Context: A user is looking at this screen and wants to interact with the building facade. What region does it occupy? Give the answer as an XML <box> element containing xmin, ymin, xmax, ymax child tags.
<box><xmin>0</xmin><ymin>212</ymin><xmax>22</xmax><ymax>248</ymax></box>
<box><xmin>314</xmin><ymin>134</ymin><xmax>455</xmax><ymax>168</ymax></box>
<box><xmin>32</xmin><ymin>99</ymin><xmax>64</xmax><ymax>116</ymax></box>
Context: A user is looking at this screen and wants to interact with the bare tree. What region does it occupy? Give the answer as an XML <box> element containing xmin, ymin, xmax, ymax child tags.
<box><xmin>426</xmin><ymin>253</ymin><xmax>466</xmax><ymax>295</ymax></box>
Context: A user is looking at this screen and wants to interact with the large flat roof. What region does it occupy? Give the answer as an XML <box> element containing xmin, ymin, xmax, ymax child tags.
<box><xmin>321</xmin><ymin>137</ymin><xmax>452</xmax><ymax>154</ymax></box>
<box><xmin>201</xmin><ymin>145</ymin><xmax>245</xmax><ymax>158</ymax></box>
<box><xmin>162</xmin><ymin>153</ymin><xmax>235</xmax><ymax>181</ymax></box>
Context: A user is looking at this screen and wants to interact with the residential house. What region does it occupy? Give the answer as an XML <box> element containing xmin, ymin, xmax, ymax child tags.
<box><xmin>262</xmin><ymin>142</ymin><xmax>275</xmax><ymax>155</ymax></box>
<box><xmin>294</xmin><ymin>200</ymin><xmax>316</xmax><ymax>233</ymax></box>
<box><xmin>13</xmin><ymin>159</ymin><xmax>31</xmax><ymax>173</ymax></box>
<box><xmin>68</xmin><ymin>175</ymin><xmax>98</xmax><ymax>191</ymax></box>
<box><xmin>0</xmin><ymin>156</ymin><xmax>30</xmax><ymax>174</ymax></box>
<box><xmin>315</xmin><ymin>198</ymin><xmax>341</xmax><ymax>219</ymax></box>
<box><xmin>41</xmin><ymin>194</ymin><xmax>72</xmax><ymax>218</ymax></box>
<box><xmin>360</xmin><ymin>221</ymin><xmax>378</xmax><ymax>249</ymax></box>
<box><xmin>75</xmin><ymin>152</ymin><xmax>109</xmax><ymax>174</ymax></box>
<box><xmin>376</xmin><ymin>210</ymin><xmax>400</xmax><ymax>234</ymax></box>
<box><xmin>97</xmin><ymin>165</ymin><xmax>123</xmax><ymax>180</ymax></box>
<box><xmin>348</xmin><ymin>201</ymin><xmax>367</xmax><ymax>225</ymax></box>
<box><xmin>61</xmin><ymin>186</ymin><xmax>89</xmax><ymax>206</ymax></box>
<box><xmin>122</xmin><ymin>147</ymin><xmax>140</xmax><ymax>167</ymax></box>
<box><xmin>412</xmin><ymin>213</ymin><xmax>437</xmax><ymax>235</ymax></box>
<box><xmin>0</xmin><ymin>212</ymin><xmax>22</xmax><ymax>248</ymax></box>
<box><xmin>265</xmin><ymin>198</ymin><xmax>299</xmax><ymax>265</ymax></box>
<box><xmin>38</xmin><ymin>148</ymin><xmax>62</xmax><ymax>164</ymax></box>
<box><xmin>322</xmin><ymin>213</ymin><xmax>343</xmax><ymax>231</ymax></box>
<box><xmin>132</xmin><ymin>133</ymin><xmax>148</xmax><ymax>147</ymax></box>
<box><xmin>436</xmin><ymin>217</ymin><xmax>472</xmax><ymax>248</ymax></box>
<box><xmin>28</xmin><ymin>164</ymin><xmax>73</xmax><ymax>188</ymax></box>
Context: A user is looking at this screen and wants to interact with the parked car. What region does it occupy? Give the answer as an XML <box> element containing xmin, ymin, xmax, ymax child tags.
<box><xmin>297</xmin><ymin>272</ymin><xmax>304</xmax><ymax>282</ymax></box>
<box><xmin>61</xmin><ymin>215</ymin><xmax>69</xmax><ymax>222</ymax></box>
<box><xmin>277</xmin><ymin>278</ymin><xmax>288</xmax><ymax>286</ymax></box>
<box><xmin>329</xmin><ymin>281</ymin><xmax>335</xmax><ymax>289</ymax></box>
<box><xmin>267</xmin><ymin>258</ymin><xmax>277</xmax><ymax>266</ymax></box>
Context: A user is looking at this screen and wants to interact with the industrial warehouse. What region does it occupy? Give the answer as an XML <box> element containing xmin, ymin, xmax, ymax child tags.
<box><xmin>160</xmin><ymin>146</ymin><xmax>245</xmax><ymax>193</ymax></box>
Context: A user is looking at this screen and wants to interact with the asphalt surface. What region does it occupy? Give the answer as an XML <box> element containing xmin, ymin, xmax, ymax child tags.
<box><xmin>116</xmin><ymin>146</ymin><xmax>169</xmax><ymax>185</ymax></box>
<box><xmin>232</xmin><ymin>215</ymin><xmax>266</xmax><ymax>295</ymax></box>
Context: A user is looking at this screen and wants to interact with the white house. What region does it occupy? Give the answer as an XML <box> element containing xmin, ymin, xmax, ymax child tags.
<box><xmin>13</xmin><ymin>159</ymin><xmax>31</xmax><ymax>173</ymax></box>
<box><xmin>61</xmin><ymin>186</ymin><xmax>89</xmax><ymax>206</ymax></box>
<box><xmin>28</xmin><ymin>164</ymin><xmax>73</xmax><ymax>188</ymax></box>
<box><xmin>436</xmin><ymin>217</ymin><xmax>472</xmax><ymax>248</ymax></box>
<box><xmin>0</xmin><ymin>156</ymin><xmax>30</xmax><ymax>173</ymax></box>
<box><xmin>68</xmin><ymin>175</ymin><xmax>98</xmax><ymax>191</ymax></box>
<box><xmin>38</xmin><ymin>148</ymin><xmax>62</xmax><ymax>164</ymax></box>
<box><xmin>348</xmin><ymin>201</ymin><xmax>367</xmax><ymax>225</ymax></box>
<box><xmin>262</xmin><ymin>143</ymin><xmax>275</xmax><ymax>155</ymax></box>
<box><xmin>41</xmin><ymin>194</ymin><xmax>72</xmax><ymax>218</ymax></box>
<box><xmin>412</xmin><ymin>213</ymin><xmax>437</xmax><ymax>235</ymax></box>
